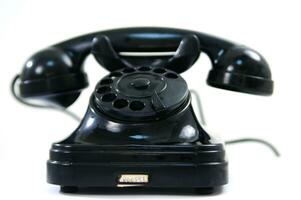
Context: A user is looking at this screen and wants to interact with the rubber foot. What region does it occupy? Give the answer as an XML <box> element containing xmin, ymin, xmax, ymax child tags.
<box><xmin>60</xmin><ymin>186</ymin><xmax>79</xmax><ymax>193</ymax></box>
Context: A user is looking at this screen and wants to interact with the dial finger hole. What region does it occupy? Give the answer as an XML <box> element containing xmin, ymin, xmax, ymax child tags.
<box><xmin>153</xmin><ymin>68</ymin><xmax>166</xmax><ymax>74</ymax></box>
<box><xmin>165</xmin><ymin>72</ymin><xmax>178</xmax><ymax>79</ymax></box>
<box><xmin>123</xmin><ymin>68</ymin><xmax>136</xmax><ymax>73</ymax></box>
<box><xmin>113</xmin><ymin>99</ymin><xmax>128</xmax><ymax>109</ymax></box>
<box><xmin>129</xmin><ymin>101</ymin><xmax>145</xmax><ymax>111</ymax></box>
<box><xmin>101</xmin><ymin>93</ymin><xmax>117</xmax><ymax>102</ymax></box>
<box><xmin>97</xmin><ymin>86</ymin><xmax>111</xmax><ymax>94</ymax></box>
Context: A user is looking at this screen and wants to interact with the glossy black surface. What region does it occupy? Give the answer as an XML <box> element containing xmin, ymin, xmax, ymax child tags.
<box><xmin>48</xmin><ymin>142</ymin><xmax>227</xmax><ymax>190</ymax></box>
<box><xmin>91</xmin><ymin>33</ymin><xmax>201</xmax><ymax>73</ymax></box>
<box><xmin>68</xmin><ymin>95</ymin><xmax>208</xmax><ymax>145</ymax></box>
<box><xmin>19</xmin><ymin>47</ymin><xmax>88</xmax><ymax>107</ymax></box>
<box><xmin>14</xmin><ymin>27</ymin><xmax>274</xmax><ymax>193</ymax></box>
<box><xmin>17</xmin><ymin>27</ymin><xmax>273</xmax><ymax>109</ymax></box>
<box><xmin>207</xmin><ymin>46</ymin><xmax>273</xmax><ymax>95</ymax></box>
<box><xmin>93</xmin><ymin>67</ymin><xmax>189</xmax><ymax>121</ymax></box>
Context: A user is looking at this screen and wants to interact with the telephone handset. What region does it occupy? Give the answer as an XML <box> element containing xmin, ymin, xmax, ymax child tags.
<box><xmin>18</xmin><ymin>27</ymin><xmax>273</xmax><ymax>107</ymax></box>
<box><xmin>13</xmin><ymin>27</ymin><xmax>273</xmax><ymax>193</ymax></box>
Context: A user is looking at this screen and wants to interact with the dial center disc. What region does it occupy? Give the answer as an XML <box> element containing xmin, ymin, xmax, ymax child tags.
<box><xmin>116</xmin><ymin>73</ymin><xmax>166</xmax><ymax>98</ymax></box>
<box><xmin>130</xmin><ymin>78</ymin><xmax>151</xmax><ymax>90</ymax></box>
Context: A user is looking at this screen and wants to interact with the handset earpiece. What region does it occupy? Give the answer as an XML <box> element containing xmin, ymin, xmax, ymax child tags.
<box><xmin>206</xmin><ymin>46</ymin><xmax>273</xmax><ymax>95</ymax></box>
<box><xmin>18</xmin><ymin>47</ymin><xmax>88</xmax><ymax>107</ymax></box>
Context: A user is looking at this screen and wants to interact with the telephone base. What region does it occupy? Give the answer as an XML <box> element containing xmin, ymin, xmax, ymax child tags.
<box><xmin>48</xmin><ymin>142</ymin><xmax>228</xmax><ymax>194</ymax></box>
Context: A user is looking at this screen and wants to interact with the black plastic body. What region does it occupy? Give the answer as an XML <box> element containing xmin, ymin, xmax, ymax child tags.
<box><xmin>48</xmin><ymin>143</ymin><xmax>227</xmax><ymax>191</ymax></box>
<box><xmin>48</xmin><ymin>96</ymin><xmax>227</xmax><ymax>192</ymax></box>
<box><xmin>14</xmin><ymin>27</ymin><xmax>274</xmax><ymax>194</ymax></box>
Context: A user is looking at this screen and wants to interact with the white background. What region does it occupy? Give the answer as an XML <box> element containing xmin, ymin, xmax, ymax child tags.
<box><xmin>0</xmin><ymin>0</ymin><xmax>300</xmax><ymax>199</ymax></box>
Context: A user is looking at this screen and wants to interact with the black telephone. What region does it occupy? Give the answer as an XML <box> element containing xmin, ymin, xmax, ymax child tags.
<box><xmin>13</xmin><ymin>27</ymin><xmax>273</xmax><ymax>194</ymax></box>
